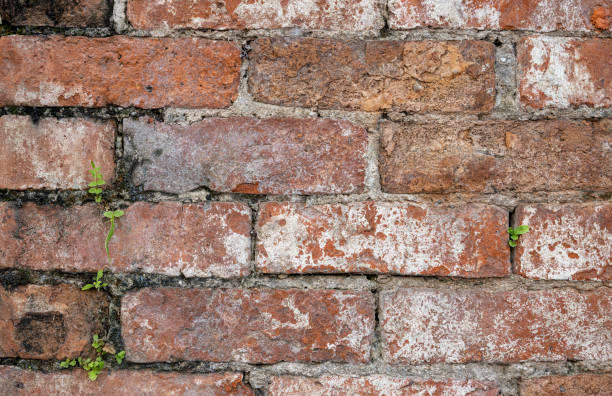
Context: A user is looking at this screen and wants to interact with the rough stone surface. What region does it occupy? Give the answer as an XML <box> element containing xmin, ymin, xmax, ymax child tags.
<box><xmin>0</xmin><ymin>35</ymin><xmax>241</xmax><ymax>109</ymax></box>
<box><xmin>380</xmin><ymin>288</ymin><xmax>612</xmax><ymax>364</ymax></box>
<box><xmin>249</xmin><ymin>38</ymin><xmax>495</xmax><ymax>113</ymax></box>
<box><xmin>269</xmin><ymin>375</ymin><xmax>499</xmax><ymax>396</ymax></box>
<box><xmin>124</xmin><ymin>117</ymin><xmax>367</xmax><ymax>194</ymax></box>
<box><xmin>518</xmin><ymin>36</ymin><xmax>612</xmax><ymax>109</ymax></box>
<box><xmin>0</xmin><ymin>284</ymin><xmax>108</xmax><ymax>359</ymax></box>
<box><xmin>519</xmin><ymin>374</ymin><xmax>612</xmax><ymax>396</ymax></box>
<box><xmin>0</xmin><ymin>0</ymin><xmax>110</xmax><ymax>27</ymax></box>
<box><xmin>256</xmin><ymin>202</ymin><xmax>509</xmax><ymax>277</ymax></box>
<box><xmin>122</xmin><ymin>288</ymin><xmax>375</xmax><ymax>363</ymax></box>
<box><xmin>514</xmin><ymin>203</ymin><xmax>611</xmax><ymax>281</ymax></box>
<box><xmin>127</xmin><ymin>0</ymin><xmax>384</xmax><ymax>31</ymax></box>
<box><xmin>0</xmin><ymin>115</ymin><xmax>115</xmax><ymax>190</ymax></box>
<box><xmin>0</xmin><ymin>202</ymin><xmax>252</xmax><ymax>278</ymax></box>
<box><xmin>389</xmin><ymin>0</ymin><xmax>612</xmax><ymax>31</ymax></box>
<box><xmin>379</xmin><ymin>119</ymin><xmax>611</xmax><ymax>194</ymax></box>
<box><xmin>0</xmin><ymin>367</ymin><xmax>253</xmax><ymax>395</ymax></box>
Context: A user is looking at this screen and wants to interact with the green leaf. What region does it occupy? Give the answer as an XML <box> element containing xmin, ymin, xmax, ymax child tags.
<box><xmin>88</xmin><ymin>371</ymin><xmax>98</xmax><ymax>381</ymax></box>
<box><xmin>105</xmin><ymin>218</ymin><xmax>116</xmax><ymax>262</ymax></box>
<box><xmin>507</xmin><ymin>227</ymin><xmax>513</xmax><ymax>233</ymax></box>
<box><xmin>113</xmin><ymin>209</ymin><xmax>124</xmax><ymax>217</ymax></box>
<box><xmin>509</xmin><ymin>240</ymin><xmax>517</xmax><ymax>247</ymax></box>
<box><xmin>103</xmin><ymin>211</ymin><xmax>114</xmax><ymax>218</ymax></box>
<box><xmin>102</xmin><ymin>283</ymin><xmax>108</xmax><ymax>287</ymax></box>
<box><xmin>95</xmin><ymin>196</ymin><xmax>102</xmax><ymax>203</ymax></box>
<box><xmin>88</xmin><ymin>181</ymin><xmax>98</xmax><ymax>187</ymax></box>
<box><xmin>96</xmin><ymin>180</ymin><xmax>106</xmax><ymax>186</ymax></box>
<box><xmin>88</xmin><ymin>187</ymin><xmax>97</xmax><ymax>194</ymax></box>
<box><xmin>96</xmin><ymin>269</ymin><xmax>104</xmax><ymax>281</ymax></box>
<box><xmin>115</xmin><ymin>350</ymin><xmax>125</xmax><ymax>364</ymax></box>
<box><xmin>60</xmin><ymin>360</ymin><xmax>69</xmax><ymax>368</ymax></box>
<box><xmin>81</xmin><ymin>284</ymin><xmax>94</xmax><ymax>291</ymax></box>
<box><xmin>515</xmin><ymin>225</ymin><xmax>530</xmax><ymax>234</ymax></box>
<box><xmin>511</xmin><ymin>235</ymin><xmax>518</xmax><ymax>241</ymax></box>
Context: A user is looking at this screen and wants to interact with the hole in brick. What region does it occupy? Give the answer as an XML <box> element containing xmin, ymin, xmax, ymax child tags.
<box><xmin>16</xmin><ymin>311</ymin><xmax>66</xmax><ymax>354</ymax></box>
<box><xmin>494</xmin><ymin>39</ymin><xmax>502</xmax><ymax>47</ymax></box>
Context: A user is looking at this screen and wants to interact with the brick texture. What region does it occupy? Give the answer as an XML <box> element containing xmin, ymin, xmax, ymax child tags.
<box><xmin>0</xmin><ymin>202</ymin><xmax>251</xmax><ymax>278</ymax></box>
<box><xmin>0</xmin><ymin>284</ymin><xmax>108</xmax><ymax>359</ymax></box>
<box><xmin>256</xmin><ymin>202</ymin><xmax>509</xmax><ymax>277</ymax></box>
<box><xmin>269</xmin><ymin>375</ymin><xmax>499</xmax><ymax>396</ymax></box>
<box><xmin>518</xmin><ymin>37</ymin><xmax>612</xmax><ymax>109</ymax></box>
<box><xmin>127</xmin><ymin>0</ymin><xmax>384</xmax><ymax>31</ymax></box>
<box><xmin>249</xmin><ymin>38</ymin><xmax>495</xmax><ymax>113</ymax></box>
<box><xmin>514</xmin><ymin>203</ymin><xmax>611</xmax><ymax>281</ymax></box>
<box><xmin>0</xmin><ymin>367</ymin><xmax>253</xmax><ymax>395</ymax></box>
<box><xmin>389</xmin><ymin>0</ymin><xmax>612</xmax><ymax>31</ymax></box>
<box><xmin>0</xmin><ymin>35</ymin><xmax>241</xmax><ymax>108</ymax></box>
<box><xmin>380</xmin><ymin>288</ymin><xmax>612</xmax><ymax>364</ymax></box>
<box><xmin>124</xmin><ymin>117</ymin><xmax>367</xmax><ymax>194</ymax></box>
<box><xmin>122</xmin><ymin>288</ymin><xmax>375</xmax><ymax>363</ymax></box>
<box><xmin>0</xmin><ymin>116</ymin><xmax>115</xmax><ymax>190</ymax></box>
<box><xmin>519</xmin><ymin>374</ymin><xmax>612</xmax><ymax>396</ymax></box>
<box><xmin>0</xmin><ymin>0</ymin><xmax>110</xmax><ymax>27</ymax></box>
<box><xmin>379</xmin><ymin>119</ymin><xmax>612</xmax><ymax>193</ymax></box>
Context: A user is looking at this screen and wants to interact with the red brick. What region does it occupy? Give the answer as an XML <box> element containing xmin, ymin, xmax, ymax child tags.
<box><xmin>519</xmin><ymin>374</ymin><xmax>612</xmax><ymax>396</ymax></box>
<box><xmin>249</xmin><ymin>38</ymin><xmax>495</xmax><ymax>113</ymax></box>
<box><xmin>389</xmin><ymin>0</ymin><xmax>612</xmax><ymax>31</ymax></box>
<box><xmin>514</xmin><ymin>203</ymin><xmax>611</xmax><ymax>281</ymax></box>
<box><xmin>124</xmin><ymin>117</ymin><xmax>367</xmax><ymax>194</ymax></box>
<box><xmin>0</xmin><ymin>202</ymin><xmax>251</xmax><ymax>278</ymax></box>
<box><xmin>0</xmin><ymin>285</ymin><xmax>108</xmax><ymax>359</ymax></box>
<box><xmin>269</xmin><ymin>375</ymin><xmax>499</xmax><ymax>396</ymax></box>
<box><xmin>379</xmin><ymin>119</ymin><xmax>611</xmax><ymax>193</ymax></box>
<box><xmin>127</xmin><ymin>0</ymin><xmax>383</xmax><ymax>31</ymax></box>
<box><xmin>122</xmin><ymin>288</ymin><xmax>374</xmax><ymax>363</ymax></box>
<box><xmin>0</xmin><ymin>116</ymin><xmax>115</xmax><ymax>190</ymax></box>
<box><xmin>0</xmin><ymin>0</ymin><xmax>110</xmax><ymax>27</ymax></box>
<box><xmin>380</xmin><ymin>288</ymin><xmax>611</xmax><ymax>364</ymax></box>
<box><xmin>256</xmin><ymin>202</ymin><xmax>509</xmax><ymax>277</ymax></box>
<box><xmin>518</xmin><ymin>37</ymin><xmax>612</xmax><ymax>109</ymax></box>
<box><xmin>0</xmin><ymin>35</ymin><xmax>241</xmax><ymax>109</ymax></box>
<box><xmin>0</xmin><ymin>367</ymin><xmax>253</xmax><ymax>395</ymax></box>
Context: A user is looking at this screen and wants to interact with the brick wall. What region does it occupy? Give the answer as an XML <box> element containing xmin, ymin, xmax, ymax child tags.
<box><xmin>0</xmin><ymin>1</ymin><xmax>610</xmax><ymax>395</ymax></box>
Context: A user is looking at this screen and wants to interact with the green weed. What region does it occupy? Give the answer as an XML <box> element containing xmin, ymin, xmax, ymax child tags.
<box><xmin>508</xmin><ymin>225</ymin><xmax>530</xmax><ymax>247</ymax></box>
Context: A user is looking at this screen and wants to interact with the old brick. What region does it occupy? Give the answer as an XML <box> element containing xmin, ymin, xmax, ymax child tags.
<box><xmin>269</xmin><ymin>375</ymin><xmax>499</xmax><ymax>396</ymax></box>
<box><xmin>0</xmin><ymin>0</ymin><xmax>110</xmax><ymax>27</ymax></box>
<box><xmin>127</xmin><ymin>0</ymin><xmax>383</xmax><ymax>31</ymax></box>
<box><xmin>0</xmin><ymin>35</ymin><xmax>241</xmax><ymax>109</ymax></box>
<box><xmin>0</xmin><ymin>367</ymin><xmax>253</xmax><ymax>395</ymax></box>
<box><xmin>389</xmin><ymin>0</ymin><xmax>612</xmax><ymax>31</ymax></box>
<box><xmin>380</xmin><ymin>288</ymin><xmax>612</xmax><ymax>364</ymax></box>
<box><xmin>0</xmin><ymin>284</ymin><xmax>108</xmax><ymax>359</ymax></box>
<box><xmin>519</xmin><ymin>374</ymin><xmax>612</xmax><ymax>396</ymax></box>
<box><xmin>124</xmin><ymin>117</ymin><xmax>367</xmax><ymax>194</ymax></box>
<box><xmin>122</xmin><ymin>288</ymin><xmax>374</xmax><ymax>363</ymax></box>
<box><xmin>0</xmin><ymin>202</ymin><xmax>251</xmax><ymax>278</ymax></box>
<box><xmin>249</xmin><ymin>38</ymin><xmax>495</xmax><ymax>113</ymax></box>
<box><xmin>379</xmin><ymin>119</ymin><xmax>611</xmax><ymax>193</ymax></box>
<box><xmin>256</xmin><ymin>202</ymin><xmax>509</xmax><ymax>277</ymax></box>
<box><xmin>514</xmin><ymin>203</ymin><xmax>611</xmax><ymax>280</ymax></box>
<box><xmin>0</xmin><ymin>116</ymin><xmax>115</xmax><ymax>190</ymax></box>
<box><xmin>518</xmin><ymin>36</ymin><xmax>612</xmax><ymax>109</ymax></box>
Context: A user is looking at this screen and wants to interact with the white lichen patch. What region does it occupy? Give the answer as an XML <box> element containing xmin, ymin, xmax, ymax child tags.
<box><xmin>515</xmin><ymin>204</ymin><xmax>611</xmax><ymax>280</ymax></box>
<box><xmin>389</xmin><ymin>0</ymin><xmax>500</xmax><ymax>29</ymax></box>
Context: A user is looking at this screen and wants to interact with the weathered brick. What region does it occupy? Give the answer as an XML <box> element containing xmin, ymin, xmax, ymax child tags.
<box><xmin>269</xmin><ymin>375</ymin><xmax>499</xmax><ymax>396</ymax></box>
<box><xmin>389</xmin><ymin>0</ymin><xmax>612</xmax><ymax>31</ymax></box>
<box><xmin>122</xmin><ymin>288</ymin><xmax>374</xmax><ymax>363</ymax></box>
<box><xmin>518</xmin><ymin>37</ymin><xmax>612</xmax><ymax>109</ymax></box>
<box><xmin>519</xmin><ymin>374</ymin><xmax>612</xmax><ymax>396</ymax></box>
<box><xmin>380</xmin><ymin>288</ymin><xmax>611</xmax><ymax>364</ymax></box>
<box><xmin>379</xmin><ymin>119</ymin><xmax>611</xmax><ymax>193</ymax></box>
<box><xmin>0</xmin><ymin>202</ymin><xmax>251</xmax><ymax>278</ymax></box>
<box><xmin>0</xmin><ymin>115</ymin><xmax>115</xmax><ymax>190</ymax></box>
<box><xmin>256</xmin><ymin>202</ymin><xmax>509</xmax><ymax>277</ymax></box>
<box><xmin>249</xmin><ymin>38</ymin><xmax>495</xmax><ymax>113</ymax></box>
<box><xmin>0</xmin><ymin>285</ymin><xmax>108</xmax><ymax>359</ymax></box>
<box><xmin>127</xmin><ymin>0</ymin><xmax>384</xmax><ymax>31</ymax></box>
<box><xmin>0</xmin><ymin>367</ymin><xmax>253</xmax><ymax>395</ymax></box>
<box><xmin>0</xmin><ymin>0</ymin><xmax>110</xmax><ymax>27</ymax></box>
<box><xmin>514</xmin><ymin>203</ymin><xmax>611</xmax><ymax>281</ymax></box>
<box><xmin>0</xmin><ymin>35</ymin><xmax>241</xmax><ymax>109</ymax></box>
<box><xmin>124</xmin><ymin>117</ymin><xmax>367</xmax><ymax>194</ymax></box>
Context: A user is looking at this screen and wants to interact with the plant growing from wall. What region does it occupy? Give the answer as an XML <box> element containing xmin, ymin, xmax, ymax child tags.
<box><xmin>60</xmin><ymin>334</ymin><xmax>126</xmax><ymax>381</ymax></box>
<box><xmin>508</xmin><ymin>225</ymin><xmax>530</xmax><ymax>247</ymax></box>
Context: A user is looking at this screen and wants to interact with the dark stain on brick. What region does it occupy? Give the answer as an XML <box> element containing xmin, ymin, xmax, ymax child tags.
<box><xmin>15</xmin><ymin>311</ymin><xmax>66</xmax><ymax>354</ymax></box>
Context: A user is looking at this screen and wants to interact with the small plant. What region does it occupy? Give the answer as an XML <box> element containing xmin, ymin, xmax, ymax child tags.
<box><xmin>508</xmin><ymin>225</ymin><xmax>530</xmax><ymax>247</ymax></box>
<box><xmin>81</xmin><ymin>269</ymin><xmax>108</xmax><ymax>291</ymax></box>
<box><xmin>88</xmin><ymin>161</ymin><xmax>105</xmax><ymax>203</ymax></box>
<box><xmin>103</xmin><ymin>209</ymin><xmax>124</xmax><ymax>263</ymax></box>
<box><xmin>59</xmin><ymin>335</ymin><xmax>125</xmax><ymax>381</ymax></box>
